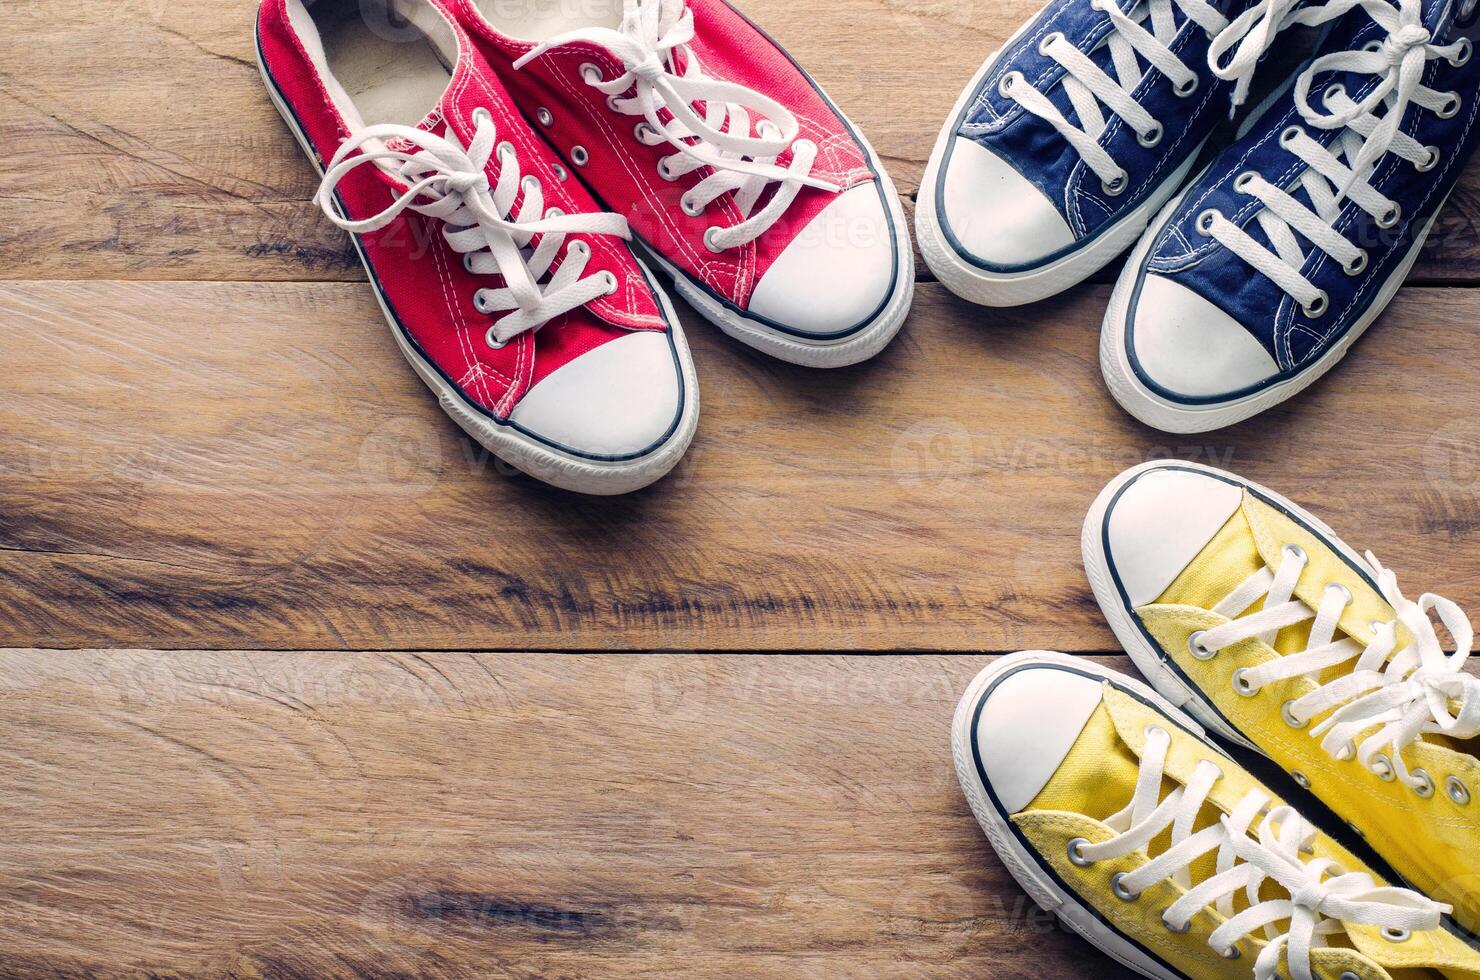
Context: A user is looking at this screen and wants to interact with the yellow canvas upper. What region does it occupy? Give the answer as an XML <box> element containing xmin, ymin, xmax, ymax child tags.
<box><xmin>1136</xmin><ymin>490</ymin><xmax>1480</xmax><ymax>936</ymax></box>
<box><xmin>1013</xmin><ymin>682</ymin><xmax>1480</xmax><ymax>980</ymax></box>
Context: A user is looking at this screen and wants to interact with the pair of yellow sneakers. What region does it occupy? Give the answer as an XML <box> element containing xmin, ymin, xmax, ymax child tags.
<box><xmin>953</xmin><ymin>461</ymin><xmax>1480</xmax><ymax>980</ymax></box>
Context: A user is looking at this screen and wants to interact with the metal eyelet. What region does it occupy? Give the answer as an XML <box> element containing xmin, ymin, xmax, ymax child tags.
<box><xmin>1383</xmin><ymin>927</ymin><xmax>1412</xmax><ymax>943</ymax></box>
<box><xmin>463</xmin><ymin>252</ymin><xmax>476</xmax><ymax>274</ymax></box>
<box><xmin>1220</xmin><ymin>944</ymin><xmax>1242</xmax><ymax>961</ymax></box>
<box><xmin>1188</xmin><ymin>631</ymin><xmax>1216</xmax><ymax>660</ymax></box>
<box><xmin>545</xmin><ymin>206</ymin><xmax>565</xmax><ymax>219</ymax></box>
<box><xmin>1301</xmin><ymin>290</ymin><xmax>1330</xmax><ymax>318</ymax></box>
<box><xmin>1111</xmin><ymin>873</ymin><xmax>1140</xmax><ymax>901</ymax></box>
<box><xmin>1038</xmin><ymin>31</ymin><xmax>1065</xmax><ymax>54</ymax></box>
<box><xmin>1324</xmin><ymin>82</ymin><xmax>1347</xmax><ymax>105</ymax></box>
<box><xmin>1344</xmin><ymin>250</ymin><xmax>1369</xmax><ymax>275</ymax></box>
<box><xmin>606</xmin><ymin>94</ymin><xmax>623</xmax><ymax>112</ymax></box>
<box><xmin>1416</xmin><ymin>145</ymin><xmax>1441</xmax><ymax>172</ymax></box>
<box><xmin>1102</xmin><ymin>173</ymin><xmax>1128</xmax><ymax>196</ymax></box>
<box><xmin>600</xmin><ymin>271</ymin><xmax>618</xmax><ymax>295</ymax></box>
<box><xmin>570</xmin><ymin>145</ymin><xmax>590</xmax><ymax>167</ymax></box>
<box><xmin>1280</xmin><ymin>125</ymin><xmax>1304</xmax><ymax>147</ymax></box>
<box><xmin>567</xmin><ymin>239</ymin><xmax>590</xmax><ymax>260</ymax></box>
<box><xmin>473</xmin><ymin>290</ymin><xmax>491</xmax><ymax>314</ymax></box>
<box><xmin>1067</xmin><ymin>837</ymin><xmax>1094</xmax><ymax>866</ymax></box>
<box><xmin>1326</xmin><ymin>583</ymin><xmax>1353</xmax><ymax>606</ymax></box>
<box><xmin>521</xmin><ymin>175</ymin><xmax>540</xmax><ymax>195</ymax></box>
<box><xmin>579</xmin><ymin>62</ymin><xmax>604</xmax><ymax>85</ymax></box>
<box><xmin>496</xmin><ymin>140</ymin><xmax>516</xmax><ymax>162</ymax></box>
<box><xmin>484</xmin><ymin>326</ymin><xmax>508</xmax><ymax>350</ymax></box>
<box><xmin>1196</xmin><ymin>209</ymin><xmax>1219</xmax><ymax>235</ymax></box>
<box><xmin>1281</xmin><ymin>699</ymin><xmax>1306</xmax><ymax>728</ymax></box>
<box><xmin>536</xmin><ymin>107</ymin><xmax>554</xmax><ymax>127</ymax></box>
<box><xmin>1138</xmin><ymin>123</ymin><xmax>1164</xmax><ymax>148</ymax></box>
<box><xmin>551</xmin><ymin>163</ymin><xmax>569</xmax><ymax>182</ymax></box>
<box><xmin>635</xmin><ymin>121</ymin><xmax>655</xmax><ymax>143</ymax></box>
<box><xmin>1376</xmin><ymin>203</ymin><xmax>1402</xmax><ymax>229</ymax></box>
<box><xmin>1340</xmin><ymin>973</ymin><xmax>1360</xmax><ymax>980</ymax></box>
<box><xmin>1282</xmin><ymin>543</ymin><xmax>1307</xmax><ymax>562</ymax></box>
<box><xmin>471</xmin><ymin>107</ymin><xmax>493</xmax><ymax>128</ymax></box>
<box><xmin>1162</xmin><ymin>911</ymin><xmax>1192</xmax><ymax>934</ymax></box>
<box><xmin>1291</xmin><ymin>770</ymin><xmax>1311</xmax><ymax>789</ymax></box>
<box><xmin>657</xmin><ymin>158</ymin><xmax>680</xmax><ymax>182</ymax></box>
<box><xmin>1334</xmin><ymin>740</ymin><xmax>1356</xmax><ymax>761</ymax></box>
<box><xmin>1447</xmin><ymin>776</ymin><xmax>1471</xmax><ymax>805</ymax></box>
<box><xmin>1234</xmin><ymin>171</ymin><xmax>1258</xmax><ymax>193</ymax></box>
<box><xmin>999</xmin><ymin>70</ymin><xmax>1024</xmax><ymax>96</ymax></box>
<box><xmin>1232</xmin><ymin>668</ymin><xmax>1259</xmax><ymax>697</ymax></box>
<box><xmin>1451</xmin><ymin>38</ymin><xmax>1473</xmax><ymax>67</ymax></box>
<box><xmin>703</xmin><ymin>227</ymin><xmax>725</xmax><ymax>253</ymax></box>
<box><xmin>1437</xmin><ymin>92</ymin><xmax>1462</xmax><ymax>119</ymax></box>
<box><xmin>1364</xmin><ymin>39</ymin><xmax>1385</xmax><ymax>53</ymax></box>
<box><xmin>1174</xmin><ymin>75</ymin><xmax>1199</xmax><ymax>97</ymax></box>
<box><xmin>1412</xmin><ymin>768</ymin><xmax>1436</xmax><ymax>798</ymax></box>
<box><xmin>1371</xmin><ymin>754</ymin><xmax>1397</xmax><ymax>781</ymax></box>
<box><xmin>680</xmin><ymin>195</ymin><xmax>705</xmax><ymax>217</ymax></box>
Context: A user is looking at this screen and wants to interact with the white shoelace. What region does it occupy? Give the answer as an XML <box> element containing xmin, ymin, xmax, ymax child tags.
<box><xmin>512</xmin><ymin>0</ymin><xmax>840</xmax><ymax>252</ymax></box>
<box><xmin>997</xmin><ymin>0</ymin><xmax>1232</xmax><ymax>194</ymax></box>
<box><xmin>1201</xmin><ymin>0</ymin><xmax>1470</xmax><ymax>317</ymax></box>
<box><xmin>316</xmin><ymin>114</ymin><xmax>630</xmax><ymax>347</ymax></box>
<box><xmin>1190</xmin><ymin>545</ymin><xmax>1480</xmax><ymax>794</ymax></box>
<box><xmin>1077</xmin><ymin>725</ymin><xmax>1447</xmax><ymax>980</ymax></box>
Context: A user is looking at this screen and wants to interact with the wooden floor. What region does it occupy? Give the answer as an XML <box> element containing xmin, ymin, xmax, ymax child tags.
<box><xmin>2</xmin><ymin>0</ymin><xmax>1479</xmax><ymax>975</ymax></box>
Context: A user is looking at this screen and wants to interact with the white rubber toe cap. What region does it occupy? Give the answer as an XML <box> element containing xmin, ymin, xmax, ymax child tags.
<box><xmin>939</xmin><ymin>137</ymin><xmax>1074</xmax><ymax>267</ymax></box>
<box><xmin>509</xmin><ymin>331</ymin><xmax>681</xmax><ymax>459</ymax></box>
<box><xmin>974</xmin><ymin>665</ymin><xmax>1104</xmax><ymax>814</ymax></box>
<box><xmin>1105</xmin><ymin>467</ymin><xmax>1244</xmax><ymax>606</ymax></box>
<box><xmin>747</xmin><ymin>184</ymin><xmax>896</xmax><ymax>337</ymax></box>
<box><xmin>1130</xmin><ymin>275</ymin><xmax>1280</xmax><ymax>398</ymax></box>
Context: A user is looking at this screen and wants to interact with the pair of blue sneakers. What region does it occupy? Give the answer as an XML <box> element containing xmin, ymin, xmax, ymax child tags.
<box><xmin>917</xmin><ymin>0</ymin><xmax>1477</xmax><ymax>433</ymax></box>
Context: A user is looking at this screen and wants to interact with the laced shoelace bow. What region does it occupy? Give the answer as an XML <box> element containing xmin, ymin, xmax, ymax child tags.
<box><xmin>512</xmin><ymin>0</ymin><xmax>840</xmax><ymax>252</ymax></box>
<box><xmin>316</xmin><ymin>114</ymin><xmax>630</xmax><ymax>346</ymax></box>
<box><xmin>1191</xmin><ymin>545</ymin><xmax>1480</xmax><ymax>794</ymax></box>
<box><xmin>992</xmin><ymin>0</ymin><xmax>1232</xmax><ymax>194</ymax></box>
<box><xmin>1199</xmin><ymin>0</ymin><xmax>1470</xmax><ymax>316</ymax></box>
<box><xmin>1076</xmin><ymin>726</ymin><xmax>1448</xmax><ymax>980</ymax></box>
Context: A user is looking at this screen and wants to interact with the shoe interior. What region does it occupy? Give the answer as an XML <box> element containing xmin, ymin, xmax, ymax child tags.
<box><xmin>289</xmin><ymin>0</ymin><xmax>459</xmax><ymax>128</ymax></box>
<box><xmin>473</xmin><ymin>0</ymin><xmax>619</xmax><ymax>41</ymax></box>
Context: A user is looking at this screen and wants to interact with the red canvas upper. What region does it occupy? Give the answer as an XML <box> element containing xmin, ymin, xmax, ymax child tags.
<box><xmin>257</xmin><ymin>0</ymin><xmax>668</xmax><ymax>419</ymax></box>
<box><xmin>446</xmin><ymin>0</ymin><xmax>877</xmax><ymax>313</ymax></box>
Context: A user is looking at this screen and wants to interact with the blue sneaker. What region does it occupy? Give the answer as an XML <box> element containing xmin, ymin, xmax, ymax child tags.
<box><xmin>1103</xmin><ymin>0</ymin><xmax>1477</xmax><ymax>432</ymax></box>
<box><xmin>917</xmin><ymin>0</ymin><xmax>1277</xmax><ymax>307</ymax></box>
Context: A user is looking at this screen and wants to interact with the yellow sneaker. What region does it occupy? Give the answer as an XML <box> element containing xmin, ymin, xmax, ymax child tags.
<box><xmin>952</xmin><ymin>651</ymin><xmax>1477</xmax><ymax>980</ymax></box>
<box><xmin>1084</xmin><ymin>461</ymin><xmax>1480</xmax><ymax>938</ymax></box>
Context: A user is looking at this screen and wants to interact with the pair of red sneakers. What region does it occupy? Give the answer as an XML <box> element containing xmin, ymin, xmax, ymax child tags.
<box><xmin>257</xmin><ymin>0</ymin><xmax>913</xmax><ymax>494</ymax></box>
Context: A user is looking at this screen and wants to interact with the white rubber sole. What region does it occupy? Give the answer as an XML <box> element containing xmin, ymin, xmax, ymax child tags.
<box><xmin>1100</xmin><ymin>187</ymin><xmax>1448</xmax><ymax>435</ymax></box>
<box><xmin>1080</xmin><ymin>459</ymin><xmax>1356</xmax><ymax>751</ymax></box>
<box><xmin>646</xmin><ymin>117</ymin><xmax>915</xmax><ymax>369</ymax></box>
<box><xmin>257</xmin><ymin>43</ymin><xmax>699</xmax><ymax>496</ymax></box>
<box><xmin>915</xmin><ymin>41</ymin><xmax>1205</xmax><ymax>309</ymax></box>
<box><xmin>950</xmin><ymin>650</ymin><xmax>1205</xmax><ymax>980</ymax></box>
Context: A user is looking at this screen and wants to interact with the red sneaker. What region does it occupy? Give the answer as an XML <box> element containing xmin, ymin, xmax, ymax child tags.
<box><xmin>256</xmin><ymin>0</ymin><xmax>698</xmax><ymax>494</ymax></box>
<box><xmin>450</xmin><ymin>0</ymin><xmax>914</xmax><ymax>368</ymax></box>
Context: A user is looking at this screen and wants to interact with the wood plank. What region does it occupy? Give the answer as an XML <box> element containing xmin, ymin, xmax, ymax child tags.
<box><xmin>0</xmin><ymin>649</ymin><xmax>1137</xmax><ymax>978</ymax></box>
<box><xmin>2</xmin><ymin>0</ymin><xmax>1477</xmax><ymax>283</ymax></box>
<box><xmin>6</xmin><ymin>279</ymin><xmax>1480</xmax><ymax>651</ymax></box>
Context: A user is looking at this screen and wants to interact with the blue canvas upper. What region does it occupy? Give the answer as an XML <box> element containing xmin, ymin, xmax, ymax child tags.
<box><xmin>945</xmin><ymin>0</ymin><xmax>1260</xmax><ymax>260</ymax></box>
<box><xmin>1129</xmin><ymin>0</ymin><xmax>1479</xmax><ymax>392</ymax></box>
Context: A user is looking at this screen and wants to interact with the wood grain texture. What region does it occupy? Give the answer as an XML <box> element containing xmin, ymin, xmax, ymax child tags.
<box><xmin>0</xmin><ymin>649</ymin><xmax>1140</xmax><ymax>979</ymax></box>
<box><xmin>2</xmin><ymin>0</ymin><xmax>1477</xmax><ymax>283</ymax></box>
<box><xmin>6</xmin><ymin>279</ymin><xmax>1480</xmax><ymax>651</ymax></box>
